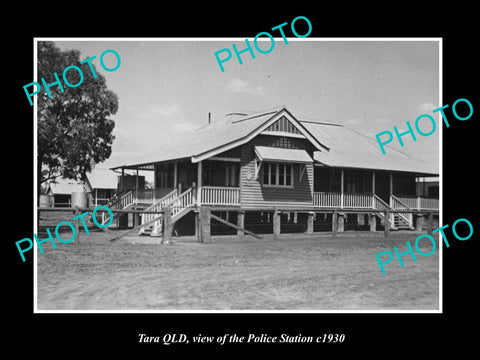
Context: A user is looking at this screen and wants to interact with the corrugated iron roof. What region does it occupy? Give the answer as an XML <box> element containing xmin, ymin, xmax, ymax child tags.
<box><xmin>47</xmin><ymin>178</ymin><xmax>84</xmax><ymax>195</ymax></box>
<box><xmin>85</xmin><ymin>168</ymin><xmax>118</xmax><ymax>190</ymax></box>
<box><xmin>300</xmin><ymin>120</ymin><xmax>438</xmax><ymax>175</ymax></box>
<box><xmin>112</xmin><ymin>107</ymin><xmax>438</xmax><ymax>176</ymax></box>
<box><xmin>114</xmin><ymin>107</ymin><xmax>283</xmax><ymax>168</ymax></box>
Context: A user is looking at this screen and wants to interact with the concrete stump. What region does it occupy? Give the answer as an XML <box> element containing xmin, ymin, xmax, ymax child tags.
<box><xmin>369</xmin><ymin>214</ymin><xmax>377</xmax><ymax>232</ymax></box>
<box><xmin>337</xmin><ymin>213</ymin><xmax>345</xmax><ymax>232</ymax></box>
<box><xmin>237</xmin><ymin>210</ymin><xmax>245</xmax><ymax>236</ymax></box>
<box><xmin>307</xmin><ymin>212</ymin><xmax>315</xmax><ymax>235</ymax></box>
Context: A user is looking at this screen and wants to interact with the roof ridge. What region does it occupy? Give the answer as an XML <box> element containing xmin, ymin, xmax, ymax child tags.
<box><xmin>299</xmin><ymin>119</ymin><xmax>343</xmax><ymax>126</ymax></box>
<box><xmin>231</xmin><ymin>105</ymin><xmax>286</xmax><ymax>124</ymax></box>
<box><xmin>192</xmin><ymin>110</ymin><xmax>256</xmax><ymax>132</ymax></box>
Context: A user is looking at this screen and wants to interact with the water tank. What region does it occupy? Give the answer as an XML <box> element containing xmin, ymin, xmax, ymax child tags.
<box><xmin>71</xmin><ymin>191</ymin><xmax>88</xmax><ymax>208</ymax></box>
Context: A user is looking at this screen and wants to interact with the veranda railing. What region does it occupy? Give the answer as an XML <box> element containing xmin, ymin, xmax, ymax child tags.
<box><xmin>200</xmin><ymin>186</ymin><xmax>240</xmax><ymax>206</ymax></box>
<box><xmin>343</xmin><ymin>193</ymin><xmax>373</xmax><ymax>208</ymax></box>
<box><xmin>394</xmin><ymin>195</ymin><xmax>439</xmax><ymax>210</ymax></box>
<box><xmin>313</xmin><ymin>192</ymin><xmax>373</xmax><ymax>208</ymax></box>
<box><xmin>313</xmin><ymin>192</ymin><xmax>341</xmax><ymax>208</ymax></box>
<box><xmin>140</xmin><ymin>189</ymin><xmax>178</xmax><ymax>227</ymax></box>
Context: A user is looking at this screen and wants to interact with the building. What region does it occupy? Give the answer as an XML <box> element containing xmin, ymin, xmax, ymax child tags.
<box><xmin>109</xmin><ymin>106</ymin><xmax>439</xmax><ymax>235</ymax></box>
<box><xmin>83</xmin><ymin>168</ymin><xmax>119</xmax><ymax>206</ymax></box>
<box><xmin>45</xmin><ymin>178</ymin><xmax>85</xmax><ymax>207</ymax></box>
<box><xmin>45</xmin><ymin>168</ymin><xmax>124</xmax><ymax>208</ymax></box>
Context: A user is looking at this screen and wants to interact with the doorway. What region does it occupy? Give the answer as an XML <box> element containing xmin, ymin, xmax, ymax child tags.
<box><xmin>375</xmin><ymin>172</ymin><xmax>391</xmax><ymax>203</ymax></box>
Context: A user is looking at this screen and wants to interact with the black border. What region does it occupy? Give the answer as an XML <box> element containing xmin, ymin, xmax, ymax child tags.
<box><xmin>6</xmin><ymin>6</ymin><xmax>479</xmax><ymax>355</ymax></box>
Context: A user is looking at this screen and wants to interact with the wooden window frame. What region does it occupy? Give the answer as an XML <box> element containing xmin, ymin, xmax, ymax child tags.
<box><xmin>262</xmin><ymin>162</ymin><xmax>294</xmax><ymax>188</ymax></box>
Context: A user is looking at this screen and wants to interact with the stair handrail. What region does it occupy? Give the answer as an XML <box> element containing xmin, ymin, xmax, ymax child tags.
<box><xmin>373</xmin><ymin>194</ymin><xmax>395</xmax><ymax>228</ymax></box>
<box><xmin>390</xmin><ymin>195</ymin><xmax>413</xmax><ymax>227</ymax></box>
<box><xmin>107</xmin><ymin>189</ymin><xmax>133</xmax><ymax>209</ymax></box>
<box><xmin>106</xmin><ymin>190</ymin><xmax>124</xmax><ymax>206</ymax></box>
<box><xmin>138</xmin><ymin>188</ymin><xmax>194</xmax><ymax>235</ymax></box>
<box><xmin>171</xmin><ymin>187</ymin><xmax>194</xmax><ymax>218</ymax></box>
<box><xmin>140</xmin><ymin>189</ymin><xmax>178</xmax><ymax>226</ymax></box>
<box><xmin>100</xmin><ymin>190</ymin><xmax>135</xmax><ymax>226</ymax></box>
<box><xmin>390</xmin><ymin>194</ymin><xmax>411</xmax><ymax>210</ymax></box>
<box><xmin>373</xmin><ymin>194</ymin><xmax>391</xmax><ymax>211</ymax></box>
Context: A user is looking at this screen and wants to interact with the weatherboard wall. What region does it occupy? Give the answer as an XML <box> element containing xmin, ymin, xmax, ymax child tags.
<box><xmin>240</xmin><ymin>135</ymin><xmax>315</xmax><ymax>209</ymax></box>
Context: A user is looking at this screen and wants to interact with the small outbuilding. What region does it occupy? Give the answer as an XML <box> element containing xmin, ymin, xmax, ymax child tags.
<box><xmin>45</xmin><ymin>178</ymin><xmax>85</xmax><ymax>207</ymax></box>
<box><xmin>83</xmin><ymin>168</ymin><xmax>119</xmax><ymax>206</ymax></box>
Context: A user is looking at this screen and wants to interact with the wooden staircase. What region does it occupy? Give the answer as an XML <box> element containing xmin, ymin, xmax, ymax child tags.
<box><xmin>373</xmin><ymin>194</ymin><xmax>414</xmax><ymax>230</ymax></box>
<box><xmin>393</xmin><ymin>213</ymin><xmax>413</xmax><ymax>230</ymax></box>
<box><xmin>99</xmin><ymin>190</ymin><xmax>135</xmax><ymax>226</ymax></box>
<box><xmin>139</xmin><ymin>187</ymin><xmax>196</xmax><ymax>237</ymax></box>
<box><xmin>390</xmin><ymin>195</ymin><xmax>414</xmax><ymax>230</ymax></box>
<box><xmin>99</xmin><ymin>190</ymin><xmax>157</xmax><ymax>227</ymax></box>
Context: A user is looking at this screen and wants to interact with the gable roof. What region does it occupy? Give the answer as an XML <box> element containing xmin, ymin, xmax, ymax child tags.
<box><xmin>111</xmin><ymin>106</ymin><xmax>439</xmax><ymax>176</ymax></box>
<box><xmin>84</xmin><ymin>168</ymin><xmax>118</xmax><ymax>190</ymax></box>
<box><xmin>47</xmin><ymin>178</ymin><xmax>84</xmax><ymax>195</ymax></box>
<box><xmin>112</xmin><ymin>106</ymin><xmax>328</xmax><ymax>169</ymax></box>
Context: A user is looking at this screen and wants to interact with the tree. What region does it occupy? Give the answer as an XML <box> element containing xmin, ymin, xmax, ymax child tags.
<box><xmin>145</xmin><ymin>180</ymin><xmax>155</xmax><ymax>189</ymax></box>
<box><xmin>37</xmin><ymin>41</ymin><xmax>118</xmax><ymax>192</ymax></box>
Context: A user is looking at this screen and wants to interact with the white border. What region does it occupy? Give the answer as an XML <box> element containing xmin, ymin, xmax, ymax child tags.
<box><xmin>33</xmin><ymin>37</ymin><xmax>443</xmax><ymax>314</ymax></box>
<box><xmin>438</xmin><ymin>39</ymin><xmax>443</xmax><ymax>313</ymax></box>
<box><xmin>33</xmin><ymin>41</ymin><xmax>39</xmax><ymax>308</ymax></box>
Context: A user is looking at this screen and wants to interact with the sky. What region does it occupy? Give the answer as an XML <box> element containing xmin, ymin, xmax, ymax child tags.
<box><xmin>52</xmin><ymin>39</ymin><xmax>440</xmax><ymax>176</ymax></box>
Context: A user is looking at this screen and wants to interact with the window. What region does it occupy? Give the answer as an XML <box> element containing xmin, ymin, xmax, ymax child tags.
<box><xmin>272</xmin><ymin>136</ymin><xmax>298</xmax><ymax>149</ymax></box>
<box><xmin>285</xmin><ymin>164</ymin><xmax>292</xmax><ymax>186</ymax></box>
<box><xmin>262</xmin><ymin>163</ymin><xmax>294</xmax><ymax>187</ymax></box>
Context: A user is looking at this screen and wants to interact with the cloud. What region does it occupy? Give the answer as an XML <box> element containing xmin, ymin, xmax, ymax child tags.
<box><xmin>226</xmin><ymin>78</ymin><xmax>266</xmax><ymax>95</ymax></box>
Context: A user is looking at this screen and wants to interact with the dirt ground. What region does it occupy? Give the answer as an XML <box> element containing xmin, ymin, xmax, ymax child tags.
<box><xmin>35</xmin><ymin>223</ymin><xmax>440</xmax><ymax>311</ymax></box>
